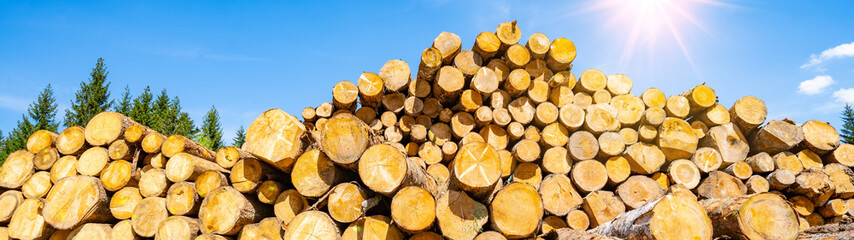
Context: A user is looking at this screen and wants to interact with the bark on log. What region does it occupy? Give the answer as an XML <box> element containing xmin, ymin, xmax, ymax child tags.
<box><xmin>85</xmin><ymin>111</ymin><xmax>138</xmax><ymax>146</ymax></box>
<box><xmin>700</xmin><ymin>193</ymin><xmax>799</xmax><ymax>240</ymax></box>
<box><xmin>132</xmin><ymin>197</ymin><xmax>169</xmax><ymax>237</ymax></box>
<box><xmin>283</xmin><ymin>210</ymin><xmax>341</xmax><ymax>240</ymax></box>
<box><xmin>42</xmin><ymin>175</ymin><xmax>111</xmax><ymax>230</ymax></box>
<box><xmin>166</xmin><ymin>152</ymin><xmax>229</xmax><ymax>182</ymax></box>
<box><xmin>594</xmin><ymin>194</ymin><xmax>713</xmax><ymax>240</ymax></box>
<box><xmin>435</xmin><ymin>189</ymin><xmax>489</xmax><ymax>240</ymax></box>
<box><xmin>199</xmin><ymin>186</ymin><xmax>272</xmax><ymax>235</ymax></box>
<box><xmin>8</xmin><ymin>198</ymin><xmax>54</xmax><ymax>240</ymax></box>
<box><xmin>243</xmin><ymin>109</ymin><xmax>305</xmax><ymax>172</ymax></box>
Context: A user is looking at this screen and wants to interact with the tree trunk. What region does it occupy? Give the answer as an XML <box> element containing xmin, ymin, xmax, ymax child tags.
<box><xmin>360</xmin><ymin>144</ymin><xmax>437</xmax><ymax>197</ymax></box>
<box><xmin>825</xmin><ymin>163</ymin><xmax>854</xmax><ymax>198</ymax></box>
<box><xmin>745</xmin><ymin>175</ymin><xmax>770</xmax><ymax>194</ymax></box>
<box><xmin>800</xmin><ymin>119</ymin><xmax>840</xmax><ymax>155</ymax></box>
<box><xmin>390</xmin><ymin>186</ymin><xmax>436</xmax><ymax>234</ymax></box>
<box><xmin>664</xmin><ymin>95</ymin><xmax>690</xmax><ymax>119</ymax></box>
<box><xmin>8</xmin><ymin>198</ymin><xmax>54</xmax><ymax>240</ymax></box>
<box><xmin>291</xmin><ymin>149</ymin><xmax>344</xmax><ymax>198</ymax></box>
<box><xmin>256</xmin><ymin>180</ymin><xmax>283</xmax><ymax>205</ymax></box>
<box><xmin>729</xmin><ymin>96</ymin><xmax>767</xmax><ymax>132</ymax></box>
<box><xmin>27</xmin><ymin>129</ymin><xmax>58</xmax><ymax>154</ymax></box>
<box><xmin>155</xmin><ymin>216</ymin><xmax>200</xmax><ymax>240</ymax></box>
<box><xmin>568</xmin><ymin>131</ymin><xmax>598</xmax><ymax>161</ymax></box>
<box><xmin>616</xmin><ymin>175</ymin><xmax>665</xmax><ymax>210</ymax></box>
<box><xmin>696</xmin><ymin>171</ymin><xmax>747</xmax><ymax>199</ymax></box>
<box><xmin>57</xmin><ymin>126</ymin><xmax>88</xmax><ymax>155</ymax></box>
<box><xmin>283</xmin><ymin>210</ymin><xmax>341</xmax><ymax>240</ymax></box>
<box><xmin>132</xmin><ymin>197</ymin><xmax>169</xmax><ymax>237</ymax></box>
<box><xmin>512</xmin><ymin>138</ymin><xmax>541</xmax><ymax>163</ymax></box>
<box><xmin>542</xmin><ymin>147</ymin><xmax>571</xmax><ymax>175</ymax></box>
<box><xmin>199</xmin><ymin>186</ymin><xmax>272</xmax><ymax>235</ymax></box>
<box><xmin>196</xmin><ymin>170</ymin><xmax>228</xmax><ymax>198</ymax></box>
<box><xmin>825</xmin><ymin>143</ymin><xmax>854</xmax><ymax>167</ymax></box>
<box><xmin>139</xmin><ymin>167</ymin><xmax>170</xmax><ymax>197</ymax></box>
<box><xmin>0</xmin><ymin>150</ymin><xmax>35</xmax><ymax>189</ymax></box>
<box><xmin>584</xmin><ymin>104</ymin><xmax>619</xmax><ymax>135</ymax></box>
<box><xmin>699</xmin><ymin>123</ymin><xmax>749</xmax><ymax>166</ymax></box>
<box><xmin>162</xmin><ymin>135</ymin><xmax>215</xmax><ymax>160</ymax></box>
<box><xmin>230</xmin><ymin>158</ymin><xmax>277</xmax><ymax>193</ymax></box>
<box><xmin>700</xmin><ymin>193</ymin><xmax>799</xmax><ymax>240</ymax></box>
<box><xmin>449</xmin><ymin>142</ymin><xmax>502</xmax><ymax>200</ymax></box>
<box><xmin>77</xmin><ymin>147</ymin><xmax>109</xmax><ymax>176</ymax></box>
<box><xmin>595</xmin><ymin>193</ymin><xmax>713</xmax><ymax>240</ymax></box>
<box><xmin>110</xmin><ymin>187</ymin><xmax>142</xmax><ymax>220</ymax></box>
<box><xmin>582</xmin><ymin>190</ymin><xmax>625</xmax><ymax>228</ymax></box>
<box><xmin>166</xmin><ymin>181</ymin><xmax>200</xmax><ymax>216</ymax></box>
<box><xmin>332</xmin><ymin>80</ymin><xmax>359</xmax><ymax>111</ymax></box>
<box><xmin>570</xmin><ymin>160</ymin><xmax>608</xmax><ymax>194</ymax></box>
<box><xmin>725</xmin><ymin>161</ymin><xmax>754</xmax><ymax>180</ymax></box>
<box><xmin>559</xmin><ymin>104</ymin><xmax>585</xmax><ymax>131</ymax></box>
<box><xmin>85</xmin><ymin>111</ymin><xmax>138</xmax><ymax>146</ymax></box>
<box><xmin>0</xmin><ymin>190</ymin><xmax>23</xmax><ymax>223</ymax></box>
<box><xmin>767</xmin><ymin>169</ymin><xmax>797</xmax><ymax>191</ymax></box>
<box><xmin>42</xmin><ymin>176</ymin><xmax>111</xmax><ymax>230</ymax></box>
<box><xmin>243</xmin><ymin>108</ymin><xmax>306</xmax><ymax>173</ymax></box>
<box><xmin>435</xmin><ymin>189</ymin><xmax>489</xmax><ymax>240</ymax></box>
<box><xmin>166</xmin><ymin>152</ymin><xmax>228</xmax><ymax>182</ymax></box>
<box><xmin>745</xmin><ymin>152</ymin><xmax>775</xmax><ymax>173</ymax></box>
<box><xmin>604</xmin><ymin>156</ymin><xmax>630</xmax><ymax>186</ymax></box>
<box><xmin>318</xmin><ymin>113</ymin><xmax>374</xmax><ymax>169</ymax></box>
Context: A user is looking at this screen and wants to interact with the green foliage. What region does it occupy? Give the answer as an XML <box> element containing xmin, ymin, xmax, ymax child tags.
<box><xmin>0</xmin><ymin>116</ymin><xmax>34</xmax><ymax>163</ymax></box>
<box><xmin>148</xmin><ymin>89</ymin><xmax>197</xmax><ymax>138</ymax></box>
<box><xmin>196</xmin><ymin>106</ymin><xmax>224</xmax><ymax>150</ymax></box>
<box><xmin>841</xmin><ymin>104</ymin><xmax>854</xmax><ymax>144</ymax></box>
<box><xmin>64</xmin><ymin>58</ymin><xmax>113</xmax><ymax>127</ymax></box>
<box><xmin>129</xmin><ymin>86</ymin><xmax>155</xmax><ymax>126</ymax></box>
<box><xmin>233</xmin><ymin>125</ymin><xmax>246</xmax><ymax>148</ymax></box>
<box><xmin>29</xmin><ymin>84</ymin><xmax>59</xmax><ymax>132</ymax></box>
<box><xmin>115</xmin><ymin>85</ymin><xmax>133</xmax><ymax>116</ymax></box>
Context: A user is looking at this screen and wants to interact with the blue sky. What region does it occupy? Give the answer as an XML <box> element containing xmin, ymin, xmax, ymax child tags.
<box><xmin>1</xmin><ymin>1</ymin><xmax>853</xmax><ymax>139</ymax></box>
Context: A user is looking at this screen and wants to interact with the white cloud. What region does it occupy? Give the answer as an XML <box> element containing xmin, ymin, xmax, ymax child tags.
<box><xmin>802</xmin><ymin>41</ymin><xmax>854</xmax><ymax>70</ymax></box>
<box><xmin>0</xmin><ymin>94</ymin><xmax>29</xmax><ymax>112</ymax></box>
<box><xmin>833</xmin><ymin>88</ymin><xmax>854</xmax><ymax>104</ymax></box>
<box><xmin>797</xmin><ymin>75</ymin><xmax>834</xmax><ymax>95</ymax></box>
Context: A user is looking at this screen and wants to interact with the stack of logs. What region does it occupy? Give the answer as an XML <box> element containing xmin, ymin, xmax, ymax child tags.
<box><xmin>1</xmin><ymin>21</ymin><xmax>853</xmax><ymax>240</ymax></box>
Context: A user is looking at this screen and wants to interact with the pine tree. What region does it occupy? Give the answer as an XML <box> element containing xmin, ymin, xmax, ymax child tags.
<box><xmin>841</xmin><ymin>104</ymin><xmax>854</xmax><ymax>144</ymax></box>
<box><xmin>64</xmin><ymin>58</ymin><xmax>112</xmax><ymax>127</ymax></box>
<box><xmin>115</xmin><ymin>85</ymin><xmax>133</xmax><ymax>116</ymax></box>
<box><xmin>29</xmin><ymin>84</ymin><xmax>59</xmax><ymax>132</ymax></box>
<box><xmin>197</xmin><ymin>106</ymin><xmax>224</xmax><ymax>150</ymax></box>
<box><xmin>171</xmin><ymin>97</ymin><xmax>198</xmax><ymax>138</ymax></box>
<box><xmin>129</xmin><ymin>86</ymin><xmax>154</xmax><ymax>127</ymax></box>
<box><xmin>150</xmin><ymin>89</ymin><xmax>173</xmax><ymax>134</ymax></box>
<box><xmin>233</xmin><ymin>126</ymin><xmax>246</xmax><ymax>148</ymax></box>
<box><xmin>0</xmin><ymin>116</ymin><xmax>34</xmax><ymax>162</ymax></box>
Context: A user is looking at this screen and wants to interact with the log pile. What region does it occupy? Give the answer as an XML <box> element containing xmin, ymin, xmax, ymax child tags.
<box><xmin>0</xmin><ymin>21</ymin><xmax>852</xmax><ymax>240</ymax></box>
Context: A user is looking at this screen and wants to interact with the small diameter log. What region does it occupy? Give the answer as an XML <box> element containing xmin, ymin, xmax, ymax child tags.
<box><xmin>433</xmin><ymin>31</ymin><xmax>462</xmax><ymax>64</ymax></box>
<box><xmin>132</xmin><ymin>197</ymin><xmax>169</xmax><ymax>237</ymax></box>
<box><xmin>359</xmin><ymin>144</ymin><xmax>437</xmax><ymax>197</ymax></box>
<box><xmin>565</xmin><ymin>209</ymin><xmax>590</xmax><ymax>231</ymax></box>
<box><xmin>681</xmin><ymin>84</ymin><xmax>717</xmax><ymax>115</ymax></box>
<box><xmin>549</xmin><ymin>70</ymin><xmax>576</xmax><ymax>89</ymax></box>
<box><xmin>68</xmin><ymin>223</ymin><xmax>112</xmax><ymax>240</ymax></box>
<box><xmin>196</xmin><ymin>234</ymin><xmax>232</xmax><ymax>240</ymax></box>
<box><xmin>657</xmin><ymin>117</ymin><xmax>698</xmax><ymax>160</ymax></box>
<box><xmin>166</xmin><ymin>152</ymin><xmax>228</xmax><ymax>182</ymax></box>
<box><xmin>696</xmin><ymin>171</ymin><xmax>747</xmax><ymax>199</ymax></box>
<box><xmin>237</xmin><ymin>217</ymin><xmax>282</xmax><ymax>240</ymax></box>
<box><xmin>787</xmin><ymin>168</ymin><xmax>835</xmax><ymax>206</ymax></box>
<box><xmin>582</xmin><ymin>190</ymin><xmax>626</xmax><ymax>228</ymax></box>
<box><xmin>559</xmin><ymin>104</ymin><xmax>585</xmax><ymax>131</ymax></box>
<box><xmin>818</xmin><ymin>199</ymin><xmax>848</xmax><ymax>218</ymax></box>
<box><xmin>724</xmin><ymin>161</ymin><xmax>754</xmax><ymax>180</ymax></box>
<box><xmin>139</xmin><ymin>167</ymin><xmax>169</xmax><ymax>197</ymax></box>
<box><xmin>606</xmin><ymin>74</ymin><xmax>632</xmax><ymax>95</ymax></box>
<box><xmin>597</xmin><ymin>131</ymin><xmax>624</xmax><ymax>158</ymax></box>
<box><xmin>436</xmin><ymin>190</ymin><xmax>488</xmax><ymax>240</ymax></box>
<box><xmin>542</xmin><ymin>215</ymin><xmax>568</xmax><ymax>235</ymax></box>
<box><xmin>341</xmin><ymin>215</ymin><xmax>404</xmax><ymax>240</ymax></box>
<box><xmin>0</xmin><ymin>150</ymin><xmax>35</xmax><ymax>188</ymax></box>
<box><xmin>196</xmin><ymin>170</ymin><xmax>228</xmax><ymax>198</ymax></box>
<box><xmin>391</xmin><ymin>186</ymin><xmax>436</xmax><ymax>234</ymax></box>
<box><xmin>664</xmin><ymin>95</ymin><xmax>690</xmax><ymax>119</ymax></box>
<box><xmin>699</xmin><ymin>123</ymin><xmax>749</xmax><ymax>166</ymax></box>
<box><xmin>22</xmin><ymin>171</ymin><xmax>52</xmax><ymax>199</ymax></box>
<box><xmin>571</xmin><ymin>160</ymin><xmax>608</xmax><ymax>194</ymax></box>
<box><xmin>292</xmin><ymin>149</ymin><xmax>344</xmax><ymax>198</ymax></box>
<box><xmin>42</xmin><ymin>175</ymin><xmax>111</xmax><ymax>230</ymax></box>
<box><xmin>641</xmin><ymin>107</ymin><xmax>666</xmax><ymax>127</ymax></box>
<box><xmin>489</xmin><ymin>182</ymin><xmax>543</xmax><ymax>239</ymax></box>
<box><xmin>545</xmin><ymin>38</ymin><xmax>576</xmax><ymax>71</ymax></box>
<box><xmin>428</xmin><ymin>163</ymin><xmax>451</xmax><ymax>184</ymax></box>
<box><xmin>525</xmin><ymin>32</ymin><xmax>550</xmax><ymax>60</ymax></box>
<box><xmin>651</xmin><ymin>172</ymin><xmax>670</xmax><ymax>189</ymax></box>
<box><xmin>101</xmin><ymin>160</ymin><xmax>135</xmax><ymax>191</ymax></box>
<box><xmin>0</xmin><ymin>190</ymin><xmax>23</xmax><ymax>223</ymax></box>
<box><xmin>110</xmin><ymin>187</ymin><xmax>142</xmax><ymax>220</ymax></box>
<box><xmin>332</xmin><ymin>80</ymin><xmax>359</xmax><ymax>110</ymax></box>
<box><xmin>748</xmin><ymin>119</ymin><xmax>804</xmax><ymax>155</ymax></box>
<box><xmin>199</xmin><ymin>187</ymin><xmax>271</xmax><ymax>235</ymax></box>
<box><xmin>539</xmin><ymin>174</ymin><xmax>583</xmax><ymax>217</ymax></box>
<box><xmin>167</xmin><ymin>182</ymin><xmax>200</xmax><ymax>216</ymax></box>
<box><xmin>34</xmin><ymin>147</ymin><xmax>59</xmax><ymax>170</ymax></box>
<box><xmin>434</xmin><ymin>66</ymin><xmax>466</xmax><ymax>104</ymax></box>
<box><xmin>142</xmin><ymin>132</ymin><xmax>166</xmax><ymax>154</ymax></box>
<box><xmin>215</xmin><ymin>146</ymin><xmax>256</xmax><ymax>169</ymax></box>
<box><xmin>693</xmin><ymin>104</ymin><xmax>731</xmax><ymax>127</ymax></box>
<box><xmin>767</xmin><ymin>169</ymin><xmax>796</xmax><ymax>191</ymax></box>
<box><xmin>528</xmin><ymin>79</ymin><xmax>550</xmax><ymax>104</ymax></box>
<box><xmin>379</xmin><ymin>59</ymin><xmax>411</xmax><ymax>93</ymax></box>
<box><xmin>449</xmin><ymin>142</ymin><xmax>502</xmax><ymax>199</ymax></box>
<box><xmin>512</xmin><ymin>139</ymin><xmax>540</xmax><ymax>163</ymax></box>
<box><xmin>637</xmin><ymin>124</ymin><xmax>658</xmax><ymax>143</ymax></box>
<box><xmin>584</xmin><ymin>104</ymin><xmax>619</xmax><ymax>134</ymax></box>
<box><xmin>745</xmin><ymin>175</ymin><xmax>770</xmax><ymax>194</ymax></box>
<box><xmin>9</xmin><ymin>198</ymin><xmax>54</xmax><ymax>240</ymax></box>
<box><xmin>610</xmin><ymin>94</ymin><xmax>644</xmax><ymax>127</ymax></box>
<box><xmin>231</xmin><ymin>157</ymin><xmax>278</xmax><ymax>193</ymax></box>
<box><xmin>667</xmin><ymin>159</ymin><xmax>701</xmax><ymax>189</ymax></box>
<box><xmin>700</xmin><ymin>193</ymin><xmax>799</xmax><ymax>240</ymax></box>
<box><xmin>455</xmin><ymin>50</ymin><xmax>483</xmax><ymax>77</ymax></box>
<box><xmin>826</xmin><ymin>143</ymin><xmax>854</xmax><ymax>167</ymax></box>
<box><xmin>512</xmin><ymin>162</ymin><xmax>542</xmax><ymax>189</ymax></box>
<box><xmin>274</xmin><ymin>189</ymin><xmax>308</xmax><ymax>229</ymax></box>
<box><xmin>508</xmin><ymin>97</ymin><xmax>535</xmax><ymax>125</ymax></box>
<box><xmin>577</xmin><ymin>69</ymin><xmax>607</xmax><ymax>94</ymax></box>
<box><xmin>112</xmin><ymin>220</ymin><xmax>139</xmax><ymax>240</ymax></box>
<box><xmin>283</xmin><ymin>211</ymin><xmax>341</xmax><ymax>240</ymax></box>
<box><xmin>358</xmin><ymin>72</ymin><xmax>385</xmax><ymax>108</ymax></box>
<box><xmin>84</xmin><ymin>111</ymin><xmax>138</xmax><ymax>146</ymax></box>
<box><xmin>451</xmin><ymin>112</ymin><xmax>477</xmax><ymax>139</ymax></box>
<box><xmin>605</xmin><ymin>156</ymin><xmax>631</xmax><ymax>186</ymax></box>
<box><xmin>745</xmin><ymin>152</ymin><xmax>775</xmax><ymax>173</ymax></box>
<box><xmin>595</xmin><ymin>90</ymin><xmax>612</xmax><ymax>104</ymax></box>
<box><xmin>256</xmin><ymin>180</ymin><xmax>283</xmax><ymax>205</ymax></box>
<box><xmin>568</xmin><ymin>131</ymin><xmax>598</xmax><ymax>161</ymax></box>
<box><xmin>542</xmin><ymin>147</ymin><xmax>572</xmax><ymax>174</ymax></box>
<box><xmin>825</xmin><ymin>163</ymin><xmax>854</xmax><ymax>198</ymax></box>
<box><xmin>550</xmin><ymin>85</ymin><xmax>574</xmax><ymax>108</ymax></box>
<box><xmin>57</xmin><ymin>126</ymin><xmax>88</xmax><ymax>155</ymax></box>
<box><xmin>243</xmin><ymin>109</ymin><xmax>305</xmax><ymax>172</ymax></box>
<box><xmin>155</xmin><ymin>216</ymin><xmax>201</xmax><ymax>240</ymax></box>
<box><xmin>123</xmin><ymin>123</ymin><xmax>155</xmax><ymax>144</ymax></box>
<box><xmin>595</xmin><ymin>194</ymin><xmax>713</xmax><ymax>240</ymax></box>
<box><xmin>77</xmin><ymin>146</ymin><xmax>109</xmax><ymax>176</ymax></box>
<box><xmin>641</xmin><ymin>88</ymin><xmax>666</xmax><ymax>109</ymax></box>
<box><xmin>505</xmin><ymin>69</ymin><xmax>532</xmax><ymax>97</ymax></box>
<box><xmin>616</xmin><ymin>175</ymin><xmax>665</xmax><ymax>209</ymax></box>
<box><xmin>27</xmin><ymin>129</ymin><xmax>58</xmax><ymax>154</ymax></box>
<box><xmin>162</xmin><ymin>135</ymin><xmax>216</xmax><ymax>160</ymax></box>
<box><xmin>327</xmin><ymin>182</ymin><xmax>371</xmax><ymax>224</ymax></box>
<box><xmin>773</xmin><ymin>151</ymin><xmax>803</xmax><ymax>173</ymax></box>
<box><xmin>623</xmin><ymin>142</ymin><xmax>665</xmax><ymax>175</ymax></box>
<box><xmin>800</xmin><ymin>119</ymin><xmax>841</xmax><ymax>155</ymax></box>
<box><xmin>418</xmin><ymin>47</ymin><xmax>443</xmax><ymax>81</ymax></box>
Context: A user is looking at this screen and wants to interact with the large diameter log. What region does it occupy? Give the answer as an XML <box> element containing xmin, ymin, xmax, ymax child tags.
<box><xmin>594</xmin><ymin>194</ymin><xmax>713</xmax><ymax>240</ymax></box>
<box><xmin>327</xmin><ymin>182</ymin><xmax>370</xmax><ymax>224</ymax></box>
<box><xmin>162</xmin><ymin>135</ymin><xmax>216</xmax><ymax>160</ymax></box>
<box><xmin>434</xmin><ymin>66</ymin><xmax>466</xmax><ymax>104</ymax></box>
<box><xmin>700</xmin><ymin>193</ymin><xmax>799</xmax><ymax>240</ymax></box>
<box><xmin>42</xmin><ymin>175</ymin><xmax>111</xmax><ymax>230</ymax></box>
<box><xmin>693</xmin><ymin>104</ymin><xmax>731</xmax><ymax>127</ymax></box>
<box><xmin>729</xmin><ymin>96</ymin><xmax>767</xmax><ymax>132</ymax></box>
<box><xmin>68</xmin><ymin>223</ymin><xmax>111</xmax><ymax>240</ymax></box>
<box><xmin>0</xmin><ymin>190</ymin><xmax>23</xmax><ymax>223</ymax></box>
<box><xmin>57</xmin><ymin>126</ymin><xmax>88</xmax><ymax>155</ymax></box>
<box><xmin>699</xmin><ymin>123</ymin><xmax>749</xmax><ymax>166</ymax></box>
<box><xmin>540</xmin><ymin>174</ymin><xmax>583</xmax><ymax>217</ymax></box>
<box><xmin>318</xmin><ymin>114</ymin><xmax>373</xmax><ymax>168</ymax></box>
<box><xmin>196</xmin><ymin>170</ymin><xmax>228</xmax><ymax>198</ymax></box>
<box><xmin>787</xmin><ymin>168</ymin><xmax>835</xmax><ymax>206</ymax></box>
<box><xmin>283</xmin><ymin>210</ymin><xmax>341</xmax><ymax>240</ymax></box>
<box><xmin>50</xmin><ymin>155</ymin><xmax>78</xmax><ymax>183</ymax></box>
<box><xmin>131</xmin><ymin>197</ymin><xmax>168</xmax><ymax>237</ymax></box>
<box><xmin>610</xmin><ymin>94</ymin><xmax>644</xmax><ymax>127</ymax></box>
<box><xmin>110</xmin><ymin>187</ymin><xmax>142</xmax><ymax>220</ymax></box>
<box><xmin>489</xmin><ymin>182</ymin><xmax>543</xmax><ymax>239</ymax></box>
<box><xmin>167</xmin><ymin>182</ymin><xmax>200</xmax><ymax>216</ymax></box>
<box><xmin>449</xmin><ymin>142</ymin><xmax>502</xmax><ymax>199</ymax></box>
<box><xmin>0</xmin><ymin>150</ymin><xmax>34</xmax><ymax>188</ymax></box>
<box><xmin>214</xmin><ymin>146</ymin><xmax>254</xmax><ymax>169</ymax></box>
<box><xmin>243</xmin><ymin>109</ymin><xmax>306</xmax><ymax>172</ymax></box>
<box><xmin>139</xmin><ymin>167</ymin><xmax>170</xmax><ymax>197</ymax></box>
<box><xmin>358</xmin><ymin>72</ymin><xmax>384</xmax><ymax>108</ymax></box>
<box><xmin>748</xmin><ymin>119</ymin><xmax>804</xmax><ymax>154</ymax></box>
<box><xmin>826</xmin><ymin>143</ymin><xmax>854</xmax><ymax>167</ymax></box>
<box><xmin>391</xmin><ymin>186</ymin><xmax>436</xmax><ymax>234</ymax></box>
<box><xmin>571</xmin><ymin>160</ymin><xmax>607</xmax><ymax>194</ymax></box>
<box><xmin>800</xmin><ymin>119</ymin><xmax>840</xmax><ymax>155</ymax></box>
<box><xmin>584</xmin><ymin>103</ymin><xmax>619</xmax><ymax>134</ymax></box>
<box><xmin>825</xmin><ymin>163</ymin><xmax>854</xmax><ymax>198</ymax></box>
<box><xmin>664</xmin><ymin>95</ymin><xmax>690</xmax><ymax>119</ymax></box>
<box><xmin>292</xmin><ymin>149</ymin><xmax>344</xmax><ymax>198</ymax></box>
<box><xmin>616</xmin><ymin>175</ymin><xmax>665</xmax><ymax>209</ymax></box>
<box><xmin>657</xmin><ymin>117</ymin><xmax>698</xmax><ymax>160</ymax></box>
<box><xmin>681</xmin><ymin>84</ymin><xmax>717</xmax><ymax>115</ymax></box>
<box><xmin>623</xmin><ymin>142</ymin><xmax>665</xmax><ymax>175</ymax></box>
<box><xmin>22</xmin><ymin>171</ymin><xmax>52</xmax><ymax>199</ymax></box>
<box><xmin>199</xmin><ymin>187</ymin><xmax>271</xmax><ymax>235</ymax></box>
<box><xmin>745</xmin><ymin>152</ymin><xmax>775</xmax><ymax>173</ymax></box>
<box><xmin>582</xmin><ymin>190</ymin><xmax>625</xmax><ymax>228</ymax></box>
<box><xmin>545</xmin><ymin>38</ymin><xmax>576</xmax><ymax>71</ymax></box>
<box><xmin>27</xmin><ymin>129</ymin><xmax>58</xmax><ymax>154</ymax></box>
<box><xmin>112</xmin><ymin>220</ymin><xmax>139</xmax><ymax>240</ymax></box>
<box><xmin>274</xmin><ymin>189</ymin><xmax>308</xmax><ymax>229</ymax></box>
<box><xmin>166</xmin><ymin>152</ymin><xmax>228</xmax><ymax>182</ymax></box>
<box><xmin>155</xmin><ymin>216</ymin><xmax>200</xmax><ymax>240</ymax></box>
<box><xmin>100</xmin><ymin>160</ymin><xmax>135</xmax><ymax>191</ymax></box>
<box><xmin>85</xmin><ymin>111</ymin><xmax>138</xmax><ymax>146</ymax></box>
<box><xmin>435</xmin><ymin>189</ymin><xmax>489</xmax><ymax>240</ymax></box>
<box><xmin>123</xmin><ymin>123</ymin><xmax>155</xmax><ymax>143</ymax></box>
<box><xmin>696</xmin><ymin>171</ymin><xmax>747</xmax><ymax>199</ymax></box>
<box><xmin>568</xmin><ymin>131</ymin><xmax>598</xmax><ymax>161</ymax></box>
<box><xmin>9</xmin><ymin>198</ymin><xmax>54</xmax><ymax>240</ymax></box>
<box><xmin>332</xmin><ymin>80</ymin><xmax>358</xmax><ymax>110</ymax></box>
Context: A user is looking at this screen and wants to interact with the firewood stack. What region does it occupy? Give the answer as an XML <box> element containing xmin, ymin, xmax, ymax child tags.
<box><xmin>0</xmin><ymin>21</ymin><xmax>852</xmax><ymax>240</ymax></box>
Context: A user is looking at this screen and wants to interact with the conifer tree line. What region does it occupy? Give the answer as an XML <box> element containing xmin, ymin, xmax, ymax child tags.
<box><xmin>0</xmin><ymin>58</ymin><xmax>245</xmax><ymax>163</ymax></box>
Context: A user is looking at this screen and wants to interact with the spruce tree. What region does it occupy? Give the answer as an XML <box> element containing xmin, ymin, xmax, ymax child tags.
<box><xmin>115</xmin><ymin>85</ymin><xmax>133</xmax><ymax>117</ymax></box>
<box><xmin>233</xmin><ymin>126</ymin><xmax>246</xmax><ymax>148</ymax></box>
<box><xmin>197</xmin><ymin>106</ymin><xmax>224</xmax><ymax>150</ymax></box>
<box><xmin>150</xmin><ymin>89</ymin><xmax>173</xmax><ymax>134</ymax></box>
<box><xmin>841</xmin><ymin>104</ymin><xmax>854</xmax><ymax>144</ymax></box>
<box><xmin>129</xmin><ymin>86</ymin><xmax>154</xmax><ymax>127</ymax></box>
<box><xmin>29</xmin><ymin>84</ymin><xmax>59</xmax><ymax>132</ymax></box>
<box><xmin>0</xmin><ymin>116</ymin><xmax>34</xmax><ymax>162</ymax></box>
<box><xmin>171</xmin><ymin>97</ymin><xmax>198</xmax><ymax>138</ymax></box>
<box><xmin>64</xmin><ymin>58</ymin><xmax>112</xmax><ymax>127</ymax></box>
